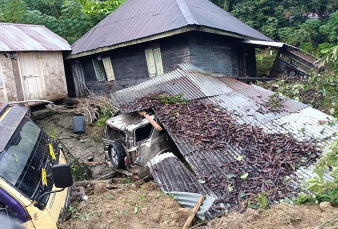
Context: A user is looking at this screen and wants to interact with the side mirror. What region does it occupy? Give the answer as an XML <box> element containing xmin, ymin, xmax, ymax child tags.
<box><xmin>73</xmin><ymin>116</ymin><xmax>85</xmax><ymax>134</ymax></box>
<box><xmin>52</xmin><ymin>164</ymin><xmax>73</xmax><ymax>188</ymax></box>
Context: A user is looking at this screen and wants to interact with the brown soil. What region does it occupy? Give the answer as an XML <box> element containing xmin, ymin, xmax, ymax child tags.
<box><xmin>206</xmin><ymin>203</ymin><xmax>338</xmax><ymax>229</ymax></box>
<box><xmin>60</xmin><ymin>183</ymin><xmax>189</xmax><ymax>229</ymax></box>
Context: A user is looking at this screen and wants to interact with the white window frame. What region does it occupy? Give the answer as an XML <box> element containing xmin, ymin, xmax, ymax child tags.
<box><xmin>102</xmin><ymin>57</ymin><xmax>115</xmax><ymax>81</ymax></box>
<box><xmin>92</xmin><ymin>59</ymin><xmax>106</xmax><ymax>82</ymax></box>
<box><xmin>145</xmin><ymin>46</ymin><xmax>163</xmax><ymax>77</ymax></box>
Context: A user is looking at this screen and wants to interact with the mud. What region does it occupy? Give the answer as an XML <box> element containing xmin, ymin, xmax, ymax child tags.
<box><xmin>60</xmin><ymin>183</ymin><xmax>189</xmax><ymax>229</ymax></box>
<box><xmin>35</xmin><ymin>111</ymin><xmax>111</xmax><ymax>179</ymax></box>
<box><xmin>205</xmin><ymin>203</ymin><xmax>338</xmax><ymax>229</ymax></box>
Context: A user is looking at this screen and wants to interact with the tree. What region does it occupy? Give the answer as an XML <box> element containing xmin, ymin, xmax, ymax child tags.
<box><xmin>81</xmin><ymin>0</ymin><xmax>124</xmax><ymax>24</ymax></box>
<box><xmin>320</xmin><ymin>10</ymin><xmax>338</xmax><ymax>43</ymax></box>
<box><xmin>0</xmin><ymin>0</ymin><xmax>27</xmax><ymax>23</ymax></box>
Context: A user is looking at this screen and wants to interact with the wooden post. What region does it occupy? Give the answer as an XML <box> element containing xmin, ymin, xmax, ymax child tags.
<box><xmin>182</xmin><ymin>195</ymin><xmax>206</xmax><ymax>229</ymax></box>
<box><xmin>138</xmin><ymin>111</ymin><xmax>162</xmax><ymax>131</ymax></box>
<box><xmin>10</xmin><ymin>52</ymin><xmax>24</xmax><ymax>101</ymax></box>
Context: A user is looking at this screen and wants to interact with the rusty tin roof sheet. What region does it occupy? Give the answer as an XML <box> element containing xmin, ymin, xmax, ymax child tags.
<box><xmin>0</xmin><ymin>23</ymin><xmax>71</xmax><ymax>51</ymax></box>
<box><xmin>114</xmin><ymin>63</ymin><xmax>338</xmax><ymax>208</ymax></box>
<box><xmin>70</xmin><ymin>0</ymin><xmax>272</xmax><ymax>56</ymax></box>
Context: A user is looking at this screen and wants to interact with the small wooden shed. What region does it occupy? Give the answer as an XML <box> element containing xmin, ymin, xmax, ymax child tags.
<box><xmin>0</xmin><ymin>23</ymin><xmax>71</xmax><ymax>103</ymax></box>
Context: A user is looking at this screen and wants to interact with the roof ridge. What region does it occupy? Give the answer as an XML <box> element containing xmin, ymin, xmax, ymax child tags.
<box><xmin>175</xmin><ymin>0</ymin><xmax>198</xmax><ymax>25</ymax></box>
<box><xmin>0</xmin><ymin>22</ymin><xmax>44</xmax><ymax>27</ymax></box>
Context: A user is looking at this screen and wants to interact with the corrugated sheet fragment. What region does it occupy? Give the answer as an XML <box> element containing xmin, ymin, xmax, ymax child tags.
<box><xmin>115</xmin><ymin>63</ymin><xmax>338</xmax><ymax>212</ymax></box>
<box><xmin>148</xmin><ymin>153</ymin><xmax>210</xmax><ymax>195</ymax></box>
<box><xmin>148</xmin><ymin>153</ymin><xmax>216</xmax><ymax>220</ymax></box>
<box><xmin>166</xmin><ymin>191</ymin><xmax>216</xmax><ymax>220</ymax></box>
<box><xmin>70</xmin><ymin>0</ymin><xmax>272</xmax><ymax>55</ymax></box>
<box><xmin>0</xmin><ymin>23</ymin><xmax>71</xmax><ymax>51</ymax></box>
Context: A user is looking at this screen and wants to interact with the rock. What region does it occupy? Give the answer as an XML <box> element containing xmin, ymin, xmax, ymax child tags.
<box><xmin>31</xmin><ymin>109</ymin><xmax>56</xmax><ymax>120</ymax></box>
<box><xmin>319</xmin><ymin>202</ymin><xmax>333</xmax><ymax>212</ymax></box>
<box><xmin>130</xmin><ymin>184</ymin><xmax>138</xmax><ymax>190</ymax></box>
<box><xmin>169</xmin><ymin>221</ymin><xmax>176</xmax><ymax>227</ymax></box>
<box><xmin>87</xmin><ymin>152</ymin><xmax>94</xmax><ymax>162</ymax></box>
<box><xmin>140</xmin><ymin>208</ymin><xmax>148</xmax><ymax>215</ymax></box>
<box><xmin>94</xmin><ymin>182</ymin><xmax>108</xmax><ymax>195</ymax></box>
<box><xmin>151</xmin><ymin>213</ymin><xmax>161</xmax><ymax>223</ymax></box>
<box><xmin>142</xmin><ymin>182</ymin><xmax>157</xmax><ymax>191</ymax></box>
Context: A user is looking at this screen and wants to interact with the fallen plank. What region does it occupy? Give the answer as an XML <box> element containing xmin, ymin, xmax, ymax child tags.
<box><xmin>83</xmin><ymin>161</ymin><xmax>107</xmax><ymax>166</ymax></box>
<box><xmin>182</xmin><ymin>195</ymin><xmax>206</xmax><ymax>229</ymax></box>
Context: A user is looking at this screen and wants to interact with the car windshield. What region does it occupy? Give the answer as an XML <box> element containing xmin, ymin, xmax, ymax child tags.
<box><xmin>0</xmin><ymin>116</ymin><xmax>55</xmax><ymax>208</ymax></box>
<box><xmin>0</xmin><ymin>120</ymin><xmax>40</xmax><ymax>186</ymax></box>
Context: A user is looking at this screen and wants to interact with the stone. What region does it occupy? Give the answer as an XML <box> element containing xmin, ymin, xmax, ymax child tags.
<box><xmin>140</xmin><ymin>208</ymin><xmax>148</xmax><ymax>215</ymax></box>
<box><xmin>87</xmin><ymin>152</ymin><xmax>94</xmax><ymax>162</ymax></box>
<box><xmin>94</xmin><ymin>182</ymin><xmax>108</xmax><ymax>195</ymax></box>
<box><xmin>319</xmin><ymin>202</ymin><xmax>333</xmax><ymax>212</ymax></box>
<box><xmin>151</xmin><ymin>213</ymin><xmax>161</xmax><ymax>223</ymax></box>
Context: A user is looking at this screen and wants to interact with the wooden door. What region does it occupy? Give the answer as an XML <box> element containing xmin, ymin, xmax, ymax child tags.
<box><xmin>19</xmin><ymin>53</ymin><xmax>44</xmax><ymax>100</ymax></box>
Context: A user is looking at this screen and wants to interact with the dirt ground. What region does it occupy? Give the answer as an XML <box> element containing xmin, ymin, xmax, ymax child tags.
<box><xmin>34</xmin><ymin>110</ymin><xmax>338</xmax><ymax>229</ymax></box>
<box><xmin>35</xmin><ymin>111</ymin><xmax>111</xmax><ymax>179</ymax></box>
<box><xmin>59</xmin><ymin>182</ymin><xmax>190</xmax><ymax>229</ymax></box>
<box><xmin>205</xmin><ymin>202</ymin><xmax>338</xmax><ymax>229</ymax></box>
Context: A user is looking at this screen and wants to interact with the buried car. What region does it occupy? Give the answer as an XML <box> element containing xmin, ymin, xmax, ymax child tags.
<box><xmin>0</xmin><ymin>103</ymin><xmax>74</xmax><ymax>229</ymax></box>
<box><xmin>103</xmin><ymin>111</ymin><xmax>180</xmax><ymax>178</ymax></box>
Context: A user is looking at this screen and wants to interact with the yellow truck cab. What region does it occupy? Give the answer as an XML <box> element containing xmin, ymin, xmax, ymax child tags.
<box><xmin>0</xmin><ymin>103</ymin><xmax>73</xmax><ymax>229</ymax></box>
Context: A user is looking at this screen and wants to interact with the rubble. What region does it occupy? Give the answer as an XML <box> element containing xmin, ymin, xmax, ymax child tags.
<box><xmin>123</xmin><ymin>93</ymin><xmax>322</xmax><ymax>210</ymax></box>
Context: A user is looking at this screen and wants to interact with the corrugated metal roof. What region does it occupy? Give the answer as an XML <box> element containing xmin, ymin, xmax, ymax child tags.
<box><xmin>149</xmin><ymin>153</ymin><xmax>217</xmax><ymax>220</ymax></box>
<box><xmin>0</xmin><ymin>23</ymin><xmax>71</xmax><ymax>51</ymax></box>
<box><xmin>70</xmin><ymin>0</ymin><xmax>272</xmax><ymax>56</ymax></box>
<box><xmin>114</xmin><ymin>63</ymin><xmax>338</xmax><ymax>211</ymax></box>
<box><xmin>112</xmin><ymin>63</ymin><xmax>234</xmax><ymax>111</ymax></box>
<box><xmin>166</xmin><ymin>191</ymin><xmax>216</xmax><ymax>220</ymax></box>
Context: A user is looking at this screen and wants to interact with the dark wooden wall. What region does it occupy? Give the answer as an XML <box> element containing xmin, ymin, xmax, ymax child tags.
<box><xmin>245</xmin><ymin>46</ymin><xmax>257</xmax><ymax>77</ymax></box>
<box><xmin>77</xmin><ymin>43</ymin><xmax>150</xmax><ymax>93</ymax></box>
<box><xmin>189</xmin><ymin>32</ymin><xmax>240</xmax><ymax>77</ymax></box>
<box><xmin>74</xmin><ymin>34</ymin><xmax>192</xmax><ymax>94</ymax></box>
<box><xmin>160</xmin><ymin>34</ymin><xmax>191</xmax><ymax>73</ymax></box>
<box><xmin>68</xmin><ymin>31</ymin><xmax>258</xmax><ymax>96</ymax></box>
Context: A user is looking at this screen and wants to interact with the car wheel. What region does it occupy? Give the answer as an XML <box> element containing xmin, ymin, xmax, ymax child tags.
<box><xmin>108</xmin><ymin>142</ymin><xmax>126</xmax><ymax>169</ymax></box>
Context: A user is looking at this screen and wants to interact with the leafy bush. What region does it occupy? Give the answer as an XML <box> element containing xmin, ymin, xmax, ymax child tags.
<box><xmin>299</xmin><ymin>42</ymin><xmax>314</xmax><ymax>54</ymax></box>
<box><xmin>317</xmin><ymin>43</ymin><xmax>337</xmax><ymax>58</ymax></box>
<box><xmin>258</xmin><ymin>70</ymin><xmax>338</xmax><ymax>118</ymax></box>
<box><xmin>292</xmin><ymin>139</ymin><xmax>338</xmax><ymax>205</ymax></box>
<box><xmin>256</xmin><ymin>54</ymin><xmax>276</xmax><ymax>76</ymax></box>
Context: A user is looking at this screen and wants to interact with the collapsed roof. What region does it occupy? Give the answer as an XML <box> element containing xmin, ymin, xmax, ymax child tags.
<box><xmin>69</xmin><ymin>0</ymin><xmax>272</xmax><ymax>58</ymax></box>
<box><xmin>112</xmin><ymin>63</ymin><xmax>338</xmax><ymax>215</ymax></box>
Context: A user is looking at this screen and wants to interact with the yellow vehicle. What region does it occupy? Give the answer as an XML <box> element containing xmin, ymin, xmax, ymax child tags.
<box><xmin>0</xmin><ymin>103</ymin><xmax>74</xmax><ymax>229</ymax></box>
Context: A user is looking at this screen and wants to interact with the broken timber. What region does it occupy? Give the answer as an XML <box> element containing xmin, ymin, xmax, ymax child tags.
<box><xmin>183</xmin><ymin>195</ymin><xmax>206</xmax><ymax>229</ymax></box>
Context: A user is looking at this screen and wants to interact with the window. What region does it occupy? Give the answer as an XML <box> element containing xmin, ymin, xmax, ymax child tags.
<box><xmin>135</xmin><ymin>124</ymin><xmax>153</xmax><ymax>143</ymax></box>
<box><xmin>92</xmin><ymin>59</ymin><xmax>106</xmax><ymax>81</ymax></box>
<box><xmin>0</xmin><ymin>117</ymin><xmax>56</xmax><ymax>209</ymax></box>
<box><xmin>145</xmin><ymin>47</ymin><xmax>163</xmax><ymax>77</ymax></box>
<box><xmin>102</xmin><ymin>57</ymin><xmax>115</xmax><ymax>81</ymax></box>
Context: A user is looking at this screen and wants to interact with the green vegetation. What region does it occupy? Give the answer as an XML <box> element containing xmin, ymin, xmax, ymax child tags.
<box><xmin>0</xmin><ymin>0</ymin><xmax>124</xmax><ymax>44</ymax></box>
<box><xmin>256</xmin><ymin>52</ymin><xmax>276</xmax><ymax>76</ymax></box>
<box><xmin>292</xmin><ymin>139</ymin><xmax>338</xmax><ymax>205</ymax></box>
<box><xmin>157</xmin><ymin>93</ymin><xmax>188</xmax><ymax>105</ymax></box>
<box><xmin>1</xmin><ymin>0</ymin><xmax>337</xmax><ymax>52</ymax></box>
<box><xmin>210</xmin><ymin>0</ymin><xmax>338</xmax><ymax>53</ymax></box>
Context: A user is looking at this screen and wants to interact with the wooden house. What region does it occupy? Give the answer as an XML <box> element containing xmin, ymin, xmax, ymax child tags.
<box><xmin>0</xmin><ymin>23</ymin><xmax>71</xmax><ymax>103</ymax></box>
<box><xmin>67</xmin><ymin>0</ymin><xmax>272</xmax><ymax>97</ymax></box>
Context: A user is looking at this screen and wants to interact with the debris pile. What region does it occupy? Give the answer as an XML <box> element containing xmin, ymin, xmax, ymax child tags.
<box><xmin>123</xmin><ymin>93</ymin><xmax>321</xmax><ymax>210</ymax></box>
<box><xmin>47</xmin><ymin>92</ymin><xmax>117</xmax><ymax>124</ymax></box>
